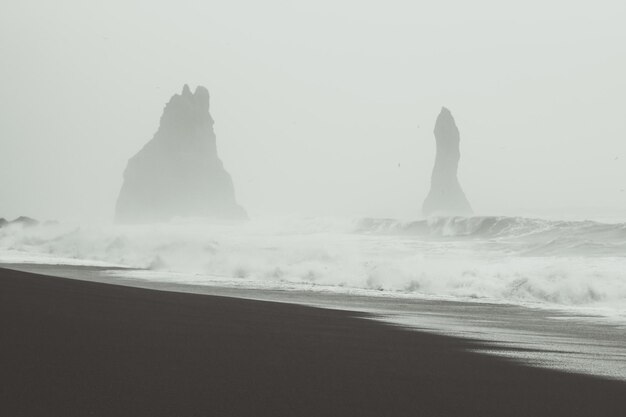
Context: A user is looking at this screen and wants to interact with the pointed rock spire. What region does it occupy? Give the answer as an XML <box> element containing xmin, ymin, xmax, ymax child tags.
<box><xmin>422</xmin><ymin>107</ymin><xmax>473</xmax><ymax>217</ymax></box>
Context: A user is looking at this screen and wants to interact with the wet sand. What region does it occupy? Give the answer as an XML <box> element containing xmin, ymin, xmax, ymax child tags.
<box><xmin>2</xmin><ymin>267</ymin><xmax>626</xmax><ymax>416</ymax></box>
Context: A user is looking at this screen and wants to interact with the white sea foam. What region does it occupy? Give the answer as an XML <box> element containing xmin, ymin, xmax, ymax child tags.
<box><xmin>1</xmin><ymin>216</ymin><xmax>626</xmax><ymax>318</ymax></box>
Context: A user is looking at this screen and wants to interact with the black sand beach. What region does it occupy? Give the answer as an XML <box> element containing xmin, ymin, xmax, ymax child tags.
<box><xmin>2</xmin><ymin>267</ymin><xmax>626</xmax><ymax>417</ymax></box>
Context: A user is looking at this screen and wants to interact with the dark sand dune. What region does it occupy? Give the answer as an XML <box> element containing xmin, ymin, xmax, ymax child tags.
<box><xmin>1</xmin><ymin>267</ymin><xmax>625</xmax><ymax>417</ymax></box>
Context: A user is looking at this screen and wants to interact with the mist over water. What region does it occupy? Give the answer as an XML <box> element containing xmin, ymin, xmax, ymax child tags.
<box><xmin>1</xmin><ymin>1</ymin><xmax>626</xmax><ymax>330</ymax></box>
<box><xmin>2</xmin><ymin>215</ymin><xmax>626</xmax><ymax>320</ymax></box>
<box><xmin>2</xmin><ymin>1</ymin><xmax>626</xmax><ymax>223</ymax></box>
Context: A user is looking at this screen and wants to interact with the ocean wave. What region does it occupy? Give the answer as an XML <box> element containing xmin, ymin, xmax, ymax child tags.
<box><xmin>356</xmin><ymin>216</ymin><xmax>626</xmax><ymax>256</ymax></box>
<box><xmin>1</xmin><ymin>216</ymin><xmax>626</xmax><ymax>314</ymax></box>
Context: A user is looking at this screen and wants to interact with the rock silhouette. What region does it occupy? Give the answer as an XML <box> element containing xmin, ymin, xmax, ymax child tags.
<box><xmin>0</xmin><ymin>216</ymin><xmax>39</xmax><ymax>228</ymax></box>
<box><xmin>115</xmin><ymin>85</ymin><xmax>247</xmax><ymax>223</ymax></box>
<box><xmin>422</xmin><ymin>107</ymin><xmax>473</xmax><ymax>217</ymax></box>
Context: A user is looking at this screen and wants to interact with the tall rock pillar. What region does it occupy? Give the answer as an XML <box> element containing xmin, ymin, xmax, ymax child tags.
<box><xmin>422</xmin><ymin>107</ymin><xmax>473</xmax><ymax>217</ymax></box>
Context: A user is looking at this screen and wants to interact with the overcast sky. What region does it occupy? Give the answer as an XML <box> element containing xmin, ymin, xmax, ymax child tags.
<box><xmin>1</xmin><ymin>0</ymin><xmax>625</xmax><ymax>222</ymax></box>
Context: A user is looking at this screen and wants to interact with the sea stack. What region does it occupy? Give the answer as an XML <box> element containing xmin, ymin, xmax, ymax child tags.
<box><xmin>115</xmin><ymin>85</ymin><xmax>247</xmax><ymax>223</ymax></box>
<box><xmin>422</xmin><ymin>107</ymin><xmax>473</xmax><ymax>217</ymax></box>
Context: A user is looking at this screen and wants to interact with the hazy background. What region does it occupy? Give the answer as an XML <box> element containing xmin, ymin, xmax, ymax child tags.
<box><xmin>1</xmin><ymin>0</ymin><xmax>625</xmax><ymax>223</ymax></box>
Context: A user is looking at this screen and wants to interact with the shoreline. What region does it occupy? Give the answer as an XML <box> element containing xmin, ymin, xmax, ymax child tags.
<box><xmin>2</xmin><ymin>266</ymin><xmax>626</xmax><ymax>416</ymax></box>
<box><xmin>5</xmin><ymin>261</ymin><xmax>625</xmax><ymax>322</ymax></box>
<box><xmin>5</xmin><ymin>262</ymin><xmax>626</xmax><ymax>381</ymax></box>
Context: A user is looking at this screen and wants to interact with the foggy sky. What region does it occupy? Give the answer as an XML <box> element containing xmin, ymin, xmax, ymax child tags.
<box><xmin>1</xmin><ymin>0</ymin><xmax>625</xmax><ymax>222</ymax></box>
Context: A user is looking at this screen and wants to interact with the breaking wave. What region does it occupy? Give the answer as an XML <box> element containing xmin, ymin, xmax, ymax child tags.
<box><xmin>356</xmin><ymin>216</ymin><xmax>626</xmax><ymax>256</ymax></box>
<box><xmin>1</xmin><ymin>216</ymin><xmax>626</xmax><ymax>317</ymax></box>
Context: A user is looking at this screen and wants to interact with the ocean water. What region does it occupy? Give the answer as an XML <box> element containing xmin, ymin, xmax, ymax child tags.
<box><xmin>1</xmin><ymin>216</ymin><xmax>626</xmax><ymax>320</ymax></box>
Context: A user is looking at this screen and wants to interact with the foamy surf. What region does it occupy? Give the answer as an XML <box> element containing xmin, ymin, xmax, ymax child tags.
<box><xmin>1</xmin><ymin>216</ymin><xmax>626</xmax><ymax>321</ymax></box>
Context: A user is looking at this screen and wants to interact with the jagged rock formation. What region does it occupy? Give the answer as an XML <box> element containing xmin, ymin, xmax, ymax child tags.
<box><xmin>115</xmin><ymin>85</ymin><xmax>247</xmax><ymax>223</ymax></box>
<box><xmin>422</xmin><ymin>107</ymin><xmax>473</xmax><ymax>217</ymax></box>
<box><xmin>0</xmin><ymin>216</ymin><xmax>39</xmax><ymax>228</ymax></box>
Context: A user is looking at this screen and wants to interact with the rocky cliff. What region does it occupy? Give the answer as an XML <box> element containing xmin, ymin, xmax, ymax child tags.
<box><xmin>115</xmin><ymin>85</ymin><xmax>247</xmax><ymax>223</ymax></box>
<box><xmin>422</xmin><ymin>107</ymin><xmax>473</xmax><ymax>217</ymax></box>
